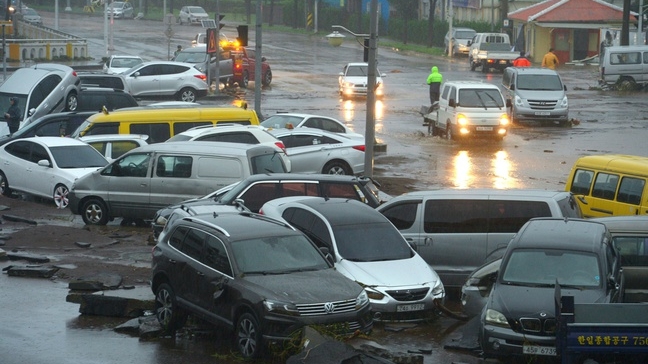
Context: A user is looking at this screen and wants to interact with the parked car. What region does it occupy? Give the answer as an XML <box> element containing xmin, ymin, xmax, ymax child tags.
<box><xmin>0</xmin><ymin>63</ymin><xmax>80</xmax><ymax>135</ymax></box>
<box><xmin>151</xmin><ymin>208</ymin><xmax>373</xmax><ymax>358</ymax></box>
<box><xmin>338</xmin><ymin>62</ymin><xmax>386</xmax><ymax>99</ymax></box>
<box><xmin>105</xmin><ymin>1</ymin><xmax>134</xmax><ymax>19</ymax></box>
<box><xmin>76</xmin><ymin>87</ymin><xmax>139</xmax><ymax>113</ymax></box>
<box><xmin>0</xmin><ymin>137</ymin><xmax>109</xmax><ymax>208</ymax></box>
<box><xmin>260</xmin><ymin>113</ymin><xmax>363</xmax><ymax>140</ymax></box>
<box><xmin>68</xmin><ymin>141</ymin><xmax>289</xmax><ymax>225</ymax></box>
<box><xmin>21</xmin><ymin>7</ymin><xmax>42</xmax><ymax>25</ymax></box>
<box><xmin>479</xmin><ymin>218</ymin><xmax>622</xmax><ymax>361</ymax></box>
<box><xmin>599</xmin><ymin>44</ymin><xmax>648</xmax><ymax>90</ymax></box>
<box><xmin>191</xmin><ymin>32</ymin><xmax>230</xmax><ymax>47</ymax></box>
<box><xmin>172</xmin><ymin>45</ymin><xmax>233</xmax><ymax>83</ymax></box>
<box><xmin>460</xmin><ymin>256</ymin><xmax>502</xmax><ymax>318</ymax></box>
<box><xmin>121</xmin><ymin>61</ymin><xmax>208</xmax><ymax>102</ymax></box>
<box><xmin>0</xmin><ymin>111</ymin><xmax>97</xmax><ymax>146</ymax></box>
<box><xmin>102</xmin><ymin>55</ymin><xmax>143</xmax><ymax>75</ymax></box>
<box><xmin>78</xmin><ymin>72</ymin><xmax>131</xmax><ymax>93</ymax></box>
<box><xmin>79</xmin><ymin>134</ymin><xmax>149</xmax><ymax>161</ymax></box>
<box><xmin>444</xmin><ymin>27</ymin><xmax>476</xmax><ymax>56</ymax></box>
<box><xmin>259</xmin><ymin>197</ymin><xmax>445</xmax><ymax>321</ymax></box>
<box><xmin>178</xmin><ymin>5</ymin><xmax>209</xmax><ymax>25</ymax></box>
<box><xmin>151</xmin><ymin>173</ymin><xmax>390</xmax><ymax>238</ymax></box>
<box><xmin>268</xmin><ymin>128</ymin><xmax>365</xmax><ymax>175</ymax></box>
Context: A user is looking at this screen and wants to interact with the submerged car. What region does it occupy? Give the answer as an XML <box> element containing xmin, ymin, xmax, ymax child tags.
<box><xmin>260</xmin><ymin>196</ymin><xmax>445</xmax><ymax>321</ymax></box>
<box><xmin>338</xmin><ymin>62</ymin><xmax>386</xmax><ymax>99</ymax></box>
<box><xmin>151</xmin><ymin>208</ymin><xmax>373</xmax><ymax>358</ymax></box>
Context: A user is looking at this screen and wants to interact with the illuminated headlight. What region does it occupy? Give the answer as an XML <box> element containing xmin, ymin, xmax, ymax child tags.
<box><xmin>264</xmin><ymin>299</ymin><xmax>300</xmax><ymax>316</ymax></box>
<box><xmin>484</xmin><ymin>308</ymin><xmax>510</xmax><ymax>327</ymax></box>
<box><xmin>356</xmin><ymin>290</ymin><xmax>370</xmax><ymax>308</ymax></box>
<box><xmin>560</xmin><ymin>95</ymin><xmax>568</xmax><ymax>108</ymax></box>
<box><xmin>457</xmin><ymin>114</ymin><xmax>468</xmax><ymax>126</ymax></box>
<box><xmin>375</xmin><ymin>83</ymin><xmax>384</xmax><ymax>96</ymax></box>
<box><xmin>514</xmin><ymin>95</ymin><xmax>524</xmax><ymax>107</ymax></box>
<box><xmin>499</xmin><ymin>114</ymin><xmax>510</xmax><ymax>126</ymax></box>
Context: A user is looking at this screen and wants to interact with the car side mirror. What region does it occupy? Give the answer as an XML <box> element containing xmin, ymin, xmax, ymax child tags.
<box><xmin>28</xmin><ymin>108</ymin><xmax>36</xmax><ymax>116</ymax></box>
<box><xmin>261</xmin><ymin>56</ymin><xmax>267</xmax><ymax>62</ymax></box>
<box><xmin>449</xmin><ymin>99</ymin><xmax>456</xmax><ymax>107</ymax></box>
<box><xmin>37</xmin><ymin>159</ymin><xmax>51</xmax><ymax>167</ymax></box>
<box><xmin>381</xmin><ymin>73</ymin><xmax>387</xmax><ymax>77</ymax></box>
<box><xmin>467</xmin><ymin>40</ymin><xmax>472</xmax><ymax>46</ymax></box>
<box><xmin>133</xmin><ymin>72</ymin><xmax>140</xmax><ymax>77</ymax></box>
<box><xmin>564</xmin><ymin>85</ymin><xmax>567</xmax><ymax>91</ymax></box>
<box><xmin>506</xmin><ymin>99</ymin><xmax>512</xmax><ymax>107</ymax></box>
<box><xmin>339</xmin><ymin>72</ymin><xmax>344</xmax><ymax>76</ymax></box>
<box><xmin>510</xmin><ymin>84</ymin><xmax>515</xmax><ymax>90</ymax></box>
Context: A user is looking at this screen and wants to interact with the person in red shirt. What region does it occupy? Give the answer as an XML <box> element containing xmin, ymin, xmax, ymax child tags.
<box><xmin>512</xmin><ymin>51</ymin><xmax>531</xmax><ymax>67</ymax></box>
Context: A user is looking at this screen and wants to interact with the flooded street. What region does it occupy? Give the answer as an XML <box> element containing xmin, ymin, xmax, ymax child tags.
<box><xmin>1</xmin><ymin>9</ymin><xmax>646</xmax><ymax>364</ymax></box>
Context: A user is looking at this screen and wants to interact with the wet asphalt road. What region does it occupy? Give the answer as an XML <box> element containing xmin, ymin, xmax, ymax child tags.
<box><xmin>1</xmin><ymin>9</ymin><xmax>646</xmax><ymax>364</ymax></box>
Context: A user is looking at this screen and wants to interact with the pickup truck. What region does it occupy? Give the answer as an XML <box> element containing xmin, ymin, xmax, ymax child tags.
<box><xmin>556</xmin><ymin>216</ymin><xmax>648</xmax><ymax>364</ymax></box>
<box><xmin>228</xmin><ymin>46</ymin><xmax>272</xmax><ymax>88</ymax></box>
<box><xmin>468</xmin><ymin>32</ymin><xmax>518</xmax><ymax>73</ymax></box>
<box><xmin>172</xmin><ymin>45</ymin><xmax>233</xmax><ymax>85</ymax></box>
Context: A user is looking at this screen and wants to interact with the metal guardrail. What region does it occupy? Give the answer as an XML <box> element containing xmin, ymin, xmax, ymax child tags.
<box><xmin>4</xmin><ymin>20</ymin><xmax>88</xmax><ymax>62</ymax></box>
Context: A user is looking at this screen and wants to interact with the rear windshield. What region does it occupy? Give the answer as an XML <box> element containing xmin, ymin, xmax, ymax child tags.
<box><xmin>250</xmin><ymin>152</ymin><xmax>286</xmax><ymax>174</ymax></box>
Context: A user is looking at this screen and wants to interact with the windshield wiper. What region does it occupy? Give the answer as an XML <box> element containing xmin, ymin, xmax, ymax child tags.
<box><xmin>483</xmin><ymin>91</ymin><xmax>503</xmax><ymax>110</ymax></box>
<box><xmin>474</xmin><ymin>91</ymin><xmax>488</xmax><ymax>110</ymax></box>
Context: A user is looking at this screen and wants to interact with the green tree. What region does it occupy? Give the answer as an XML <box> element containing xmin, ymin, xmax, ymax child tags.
<box><xmin>388</xmin><ymin>0</ymin><xmax>419</xmax><ymax>44</ymax></box>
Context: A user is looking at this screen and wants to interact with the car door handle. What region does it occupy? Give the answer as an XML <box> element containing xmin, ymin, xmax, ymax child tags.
<box><xmin>424</xmin><ymin>237</ymin><xmax>433</xmax><ymax>246</ymax></box>
<box><xmin>196</xmin><ymin>271</ymin><xmax>205</xmax><ymax>277</ymax></box>
<box><xmin>140</xmin><ymin>183</ymin><xmax>147</xmax><ymax>187</ymax></box>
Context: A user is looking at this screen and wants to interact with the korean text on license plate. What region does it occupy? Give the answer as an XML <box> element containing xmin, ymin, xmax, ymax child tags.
<box><xmin>396</xmin><ymin>303</ymin><xmax>425</xmax><ymax>312</ymax></box>
<box><xmin>476</xmin><ymin>126</ymin><xmax>493</xmax><ymax>131</ymax></box>
<box><xmin>534</xmin><ymin>111</ymin><xmax>551</xmax><ymax>116</ymax></box>
<box><xmin>523</xmin><ymin>344</ymin><xmax>556</xmax><ymax>356</ymax></box>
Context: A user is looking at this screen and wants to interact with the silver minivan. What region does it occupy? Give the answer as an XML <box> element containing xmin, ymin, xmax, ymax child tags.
<box><xmin>599</xmin><ymin>44</ymin><xmax>648</xmax><ymax>90</ymax></box>
<box><xmin>376</xmin><ymin>189</ymin><xmax>582</xmax><ymax>288</ymax></box>
<box><xmin>0</xmin><ymin>63</ymin><xmax>80</xmax><ymax>136</ymax></box>
<box><xmin>68</xmin><ymin>141</ymin><xmax>289</xmax><ymax>225</ymax></box>
<box><xmin>501</xmin><ymin>67</ymin><xmax>569</xmax><ymax>125</ymax></box>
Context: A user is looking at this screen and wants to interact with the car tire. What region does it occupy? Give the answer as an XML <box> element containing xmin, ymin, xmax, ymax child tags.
<box><xmin>66</xmin><ymin>92</ymin><xmax>78</xmax><ymax>111</ymax></box>
<box><xmin>53</xmin><ymin>184</ymin><xmax>70</xmax><ymax>209</ymax></box>
<box><xmin>177</xmin><ymin>87</ymin><xmax>197</xmax><ymax>102</ymax></box>
<box><xmin>322</xmin><ymin>160</ymin><xmax>352</xmax><ymax>175</ymax></box>
<box><xmin>0</xmin><ymin>171</ymin><xmax>11</xmax><ymax>196</ymax></box>
<box><xmin>261</xmin><ymin>69</ymin><xmax>272</xmax><ymax>86</ymax></box>
<box><xmin>235</xmin><ymin>312</ymin><xmax>262</xmax><ymax>359</ymax></box>
<box><xmin>241</xmin><ymin>71</ymin><xmax>249</xmax><ymax>88</ymax></box>
<box><xmin>155</xmin><ymin>283</ymin><xmax>187</xmax><ymax>334</ymax></box>
<box><xmin>81</xmin><ymin>198</ymin><xmax>109</xmax><ymax>225</ymax></box>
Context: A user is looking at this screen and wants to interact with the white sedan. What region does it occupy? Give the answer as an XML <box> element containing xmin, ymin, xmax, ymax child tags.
<box><xmin>260</xmin><ymin>113</ymin><xmax>364</xmax><ymax>141</ymax></box>
<box><xmin>268</xmin><ymin>127</ymin><xmax>365</xmax><ymax>175</ymax></box>
<box><xmin>0</xmin><ymin>137</ymin><xmax>109</xmax><ymax>208</ymax></box>
<box><xmin>103</xmin><ymin>55</ymin><xmax>144</xmax><ymax>74</ymax></box>
<box><xmin>338</xmin><ymin>62</ymin><xmax>386</xmax><ymax>99</ymax></box>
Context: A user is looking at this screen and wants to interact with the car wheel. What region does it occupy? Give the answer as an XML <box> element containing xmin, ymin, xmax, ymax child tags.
<box><xmin>261</xmin><ymin>69</ymin><xmax>272</xmax><ymax>86</ymax></box>
<box><xmin>66</xmin><ymin>92</ymin><xmax>78</xmax><ymax>111</ymax></box>
<box><xmin>322</xmin><ymin>160</ymin><xmax>352</xmax><ymax>175</ymax></box>
<box><xmin>155</xmin><ymin>283</ymin><xmax>187</xmax><ymax>333</ymax></box>
<box><xmin>618</xmin><ymin>79</ymin><xmax>637</xmax><ymax>91</ymax></box>
<box><xmin>236</xmin><ymin>312</ymin><xmax>262</xmax><ymax>359</ymax></box>
<box><xmin>81</xmin><ymin>198</ymin><xmax>109</xmax><ymax>225</ymax></box>
<box><xmin>177</xmin><ymin>88</ymin><xmax>197</xmax><ymax>102</ymax></box>
<box><xmin>469</xmin><ymin>57</ymin><xmax>476</xmax><ymax>71</ymax></box>
<box><xmin>53</xmin><ymin>184</ymin><xmax>69</xmax><ymax>209</ymax></box>
<box><xmin>241</xmin><ymin>71</ymin><xmax>249</xmax><ymax>88</ymax></box>
<box><xmin>0</xmin><ymin>171</ymin><xmax>11</xmax><ymax>196</ymax></box>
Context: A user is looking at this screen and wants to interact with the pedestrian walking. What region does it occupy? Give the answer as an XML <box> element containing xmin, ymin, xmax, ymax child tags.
<box><xmin>4</xmin><ymin>96</ymin><xmax>21</xmax><ymax>134</ymax></box>
<box><xmin>174</xmin><ymin>45</ymin><xmax>183</xmax><ymax>57</ymax></box>
<box><xmin>426</xmin><ymin>66</ymin><xmax>443</xmax><ymax>105</ymax></box>
<box><xmin>512</xmin><ymin>51</ymin><xmax>531</xmax><ymax>67</ymax></box>
<box><xmin>541</xmin><ymin>48</ymin><xmax>559</xmax><ymax>70</ymax></box>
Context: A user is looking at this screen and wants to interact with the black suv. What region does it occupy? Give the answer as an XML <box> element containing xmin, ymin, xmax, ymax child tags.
<box><xmin>151</xmin><ymin>209</ymin><xmax>373</xmax><ymax>359</ymax></box>
<box><xmin>152</xmin><ymin>173</ymin><xmax>390</xmax><ymax>238</ymax></box>
<box><xmin>0</xmin><ymin>111</ymin><xmax>97</xmax><ymax>146</ymax></box>
<box><xmin>76</xmin><ymin>87</ymin><xmax>139</xmax><ymax>112</ymax></box>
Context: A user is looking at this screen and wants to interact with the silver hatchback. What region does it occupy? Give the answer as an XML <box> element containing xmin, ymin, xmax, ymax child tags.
<box><xmin>121</xmin><ymin>61</ymin><xmax>208</xmax><ymax>102</ymax></box>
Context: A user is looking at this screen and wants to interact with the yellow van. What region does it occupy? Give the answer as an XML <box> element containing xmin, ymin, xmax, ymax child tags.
<box><xmin>565</xmin><ymin>154</ymin><xmax>648</xmax><ymax>217</ymax></box>
<box><xmin>71</xmin><ymin>105</ymin><xmax>260</xmax><ymax>143</ymax></box>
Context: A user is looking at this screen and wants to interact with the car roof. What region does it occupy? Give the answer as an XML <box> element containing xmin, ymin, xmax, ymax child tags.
<box><xmin>388</xmin><ymin>188</ymin><xmax>570</xmax><ymax>200</ymax></box>
<box><xmin>508</xmin><ymin>67</ymin><xmax>560</xmax><ymax>75</ymax></box>
<box><xmin>124</xmin><ymin>140</ymin><xmax>272</xmax><ymax>154</ymax></box>
<box><xmin>178</xmin><ymin>124</ymin><xmax>265</xmax><ymax>137</ymax></box>
<box><xmin>264</xmin><ymin>113</ymin><xmax>338</xmax><ymax>120</ymax></box>
<box><xmin>268</xmin><ymin>127</ymin><xmax>354</xmax><ymax>140</ymax></box>
<box><xmin>268</xmin><ymin>196</ymin><xmax>383</xmax><ymax>226</ymax></box>
<box><xmin>80</xmin><ymin>134</ymin><xmax>149</xmax><ymax>142</ymax></box>
<box><xmin>15</xmin><ymin>136</ymin><xmax>90</xmax><ymax>147</ymax></box>
<box><xmin>182</xmin><ymin>212</ymin><xmax>298</xmax><ymax>241</ymax></box>
<box><xmin>512</xmin><ymin>218</ymin><xmax>608</xmax><ymax>253</ymax></box>
<box><xmin>442</xmin><ymin>81</ymin><xmax>499</xmax><ymax>89</ymax></box>
<box><xmin>346</xmin><ymin>62</ymin><xmax>369</xmax><ymax>67</ymax></box>
<box><xmin>591</xmin><ymin>216</ymin><xmax>648</xmax><ymax>234</ymax></box>
<box><xmin>0</xmin><ymin>68</ymin><xmax>55</xmax><ymax>94</ymax></box>
<box><xmin>230</xmin><ymin>172</ymin><xmax>373</xmax><ymax>184</ymax></box>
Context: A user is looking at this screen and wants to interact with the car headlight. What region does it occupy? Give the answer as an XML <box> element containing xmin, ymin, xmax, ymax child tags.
<box><xmin>484</xmin><ymin>308</ymin><xmax>510</xmax><ymax>327</ymax></box>
<box><xmin>364</xmin><ymin>288</ymin><xmax>384</xmax><ymax>301</ymax></box>
<box><xmin>264</xmin><ymin>299</ymin><xmax>300</xmax><ymax>316</ymax></box>
<box><xmin>457</xmin><ymin>113</ymin><xmax>468</xmax><ymax>125</ymax></box>
<box><xmin>431</xmin><ymin>280</ymin><xmax>445</xmax><ymax>297</ymax></box>
<box><xmin>514</xmin><ymin>95</ymin><xmax>524</xmax><ymax>107</ymax></box>
<box><xmin>356</xmin><ymin>290</ymin><xmax>370</xmax><ymax>309</ymax></box>
<box><xmin>499</xmin><ymin>114</ymin><xmax>510</xmax><ymax>126</ymax></box>
<box><xmin>560</xmin><ymin>95</ymin><xmax>568</xmax><ymax>108</ymax></box>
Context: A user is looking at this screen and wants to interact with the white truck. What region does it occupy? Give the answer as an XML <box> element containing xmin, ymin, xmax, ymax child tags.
<box><xmin>468</xmin><ymin>33</ymin><xmax>518</xmax><ymax>73</ymax></box>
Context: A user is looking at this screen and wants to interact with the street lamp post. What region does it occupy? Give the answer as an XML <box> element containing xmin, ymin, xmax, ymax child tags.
<box><xmin>329</xmin><ymin>0</ymin><xmax>379</xmax><ymax>178</ymax></box>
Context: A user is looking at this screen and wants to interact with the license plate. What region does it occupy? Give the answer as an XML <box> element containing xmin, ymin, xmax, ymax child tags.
<box><xmin>476</xmin><ymin>126</ymin><xmax>493</xmax><ymax>131</ymax></box>
<box><xmin>396</xmin><ymin>303</ymin><xmax>425</xmax><ymax>312</ymax></box>
<box><xmin>499</xmin><ymin>60</ymin><xmax>508</xmax><ymax>64</ymax></box>
<box><xmin>523</xmin><ymin>344</ymin><xmax>556</xmax><ymax>356</ymax></box>
<box><xmin>534</xmin><ymin>111</ymin><xmax>551</xmax><ymax>115</ymax></box>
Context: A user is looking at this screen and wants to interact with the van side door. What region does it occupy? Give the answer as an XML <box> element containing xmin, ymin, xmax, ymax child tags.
<box><xmin>435</xmin><ymin>85</ymin><xmax>455</xmax><ymax>131</ymax></box>
<box><xmin>613</xmin><ymin>176</ymin><xmax>647</xmax><ymax>216</ymax></box>
<box><xmin>103</xmin><ymin>152</ymin><xmax>152</xmax><ymax>217</ymax></box>
<box><xmin>378</xmin><ymin>198</ymin><xmax>424</xmax><ymax>254</ymax></box>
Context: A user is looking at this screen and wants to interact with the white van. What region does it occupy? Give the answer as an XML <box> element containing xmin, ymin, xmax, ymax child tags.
<box><xmin>501</xmin><ymin>67</ymin><xmax>569</xmax><ymax>125</ymax></box>
<box><xmin>376</xmin><ymin>189</ymin><xmax>582</xmax><ymax>288</ymax></box>
<box><xmin>599</xmin><ymin>45</ymin><xmax>648</xmax><ymax>89</ymax></box>
<box><xmin>67</xmin><ymin>141</ymin><xmax>289</xmax><ymax>225</ymax></box>
<box><xmin>432</xmin><ymin>81</ymin><xmax>510</xmax><ymax>140</ymax></box>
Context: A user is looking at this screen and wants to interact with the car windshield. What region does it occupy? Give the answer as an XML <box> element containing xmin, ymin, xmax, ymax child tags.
<box><xmin>188</xmin><ymin>6</ymin><xmax>206</xmax><ymax>13</ymax></box>
<box><xmin>111</xmin><ymin>57</ymin><xmax>142</xmax><ymax>69</ymax></box>
<box><xmin>517</xmin><ymin>74</ymin><xmax>564</xmax><ymax>91</ymax></box>
<box><xmin>333</xmin><ymin>222</ymin><xmax>413</xmax><ymax>262</ymax></box>
<box><xmin>346</xmin><ymin>66</ymin><xmax>368</xmax><ymax>77</ymax></box>
<box><xmin>260</xmin><ymin>115</ymin><xmax>302</xmax><ymax>129</ymax></box>
<box><xmin>50</xmin><ymin>145</ymin><xmax>108</xmax><ymax>168</ymax></box>
<box><xmin>455</xmin><ymin>30</ymin><xmax>476</xmax><ymax>39</ymax></box>
<box><xmin>501</xmin><ymin>249</ymin><xmax>601</xmax><ymax>287</ymax></box>
<box><xmin>458</xmin><ymin>89</ymin><xmax>504</xmax><ymax>108</ymax></box>
<box><xmin>24</xmin><ymin>8</ymin><xmax>37</xmax><ymax>15</ymax></box>
<box><xmin>231</xmin><ymin>234</ymin><xmax>329</xmax><ymax>274</ymax></box>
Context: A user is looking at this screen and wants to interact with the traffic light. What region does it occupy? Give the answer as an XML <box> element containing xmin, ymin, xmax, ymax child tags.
<box><xmin>215</xmin><ymin>14</ymin><xmax>225</xmax><ymax>30</ymax></box>
<box><xmin>237</xmin><ymin>25</ymin><xmax>248</xmax><ymax>47</ymax></box>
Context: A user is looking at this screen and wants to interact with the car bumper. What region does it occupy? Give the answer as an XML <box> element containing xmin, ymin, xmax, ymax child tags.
<box><xmin>481</xmin><ymin>323</ymin><xmax>556</xmax><ymax>358</ymax></box>
<box><xmin>514</xmin><ymin>108</ymin><xmax>569</xmax><ymax>123</ymax></box>
<box><xmin>454</xmin><ymin>124</ymin><xmax>509</xmax><ymax>138</ymax></box>
<box><xmin>68</xmin><ymin>192</ymin><xmax>82</xmax><ymax>215</ymax></box>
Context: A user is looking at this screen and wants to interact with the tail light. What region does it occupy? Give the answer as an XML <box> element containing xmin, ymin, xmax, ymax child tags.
<box><xmin>194</xmin><ymin>74</ymin><xmax>207</xmax><ymax>82</ymax></box>
<box><xmin>353</xmin><ymin>145</ymin><xmax>366</xmax><ymax>152</ymax></box>
<box><xmin>275</xmin><ymin>141</ymin><xmax>288</xmax><ymax>155</ymax></box>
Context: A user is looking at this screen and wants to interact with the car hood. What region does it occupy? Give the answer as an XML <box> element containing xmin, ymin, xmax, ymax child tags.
<box><xmin>64</xmin><ymin>167</ymin><xmax>105</xmax><ymax>180</ymax></box>
<box><xmin>242</xmin><ymin>268</ymin><xmax>363</xmax><ymax>303</ymax></box>
<box><xmin>515</xmin><ymin>89</ymin><xmax>565</xmax><ymax>100</ymax></box>
<box><xmin>489</xmin><ymin>284</ymin><xmax>609</xmax><ymax>319</ymax></box>
<box><xmin>336</xmin><ymin>255</ymin><xmax>441</xmax><ymax>288</ymax></box>
<box><xmin>342</xmin><ymin>76</ymin><xmax>383</xmax><ymax>85</ymax></box>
